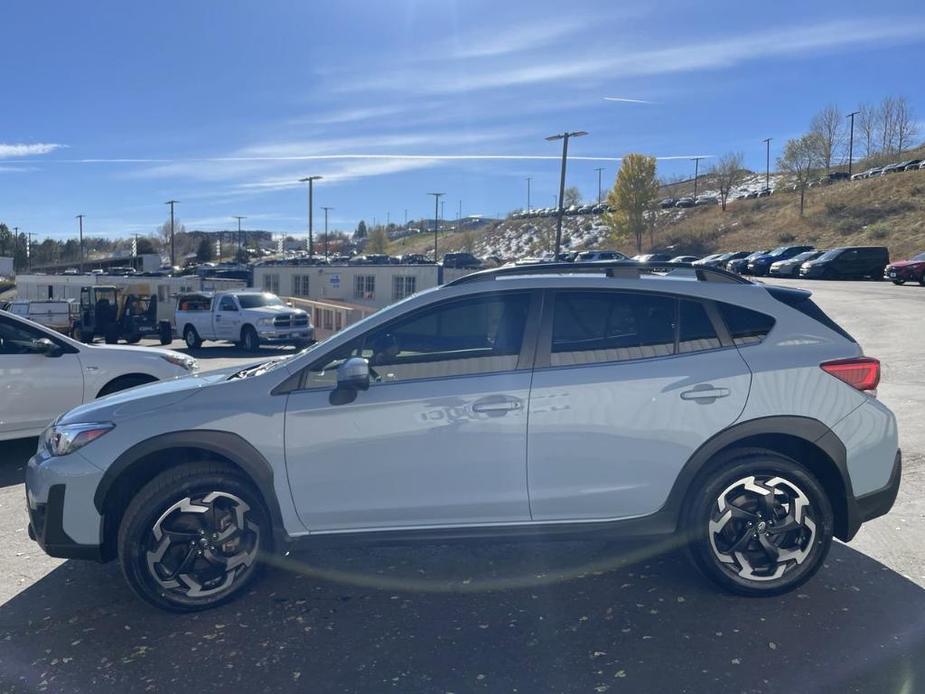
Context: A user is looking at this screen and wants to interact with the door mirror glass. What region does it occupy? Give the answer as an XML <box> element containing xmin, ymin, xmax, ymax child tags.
<box><xmin>336</xmin><ymin>356</ymin><xmax>370</xmax><ymax>391</ymax></box>
<box><xmin>33</xmin><ymin>337</ymin><xmax>63</xmax><ymax>357</ymax></box>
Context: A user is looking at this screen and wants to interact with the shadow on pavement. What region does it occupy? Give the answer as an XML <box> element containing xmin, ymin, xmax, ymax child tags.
<box><xmin>0</xmin><ymin>540</ymin><xmax>921</xmax><ymax>693</ymax></box>
<box><xmin>0</xmin><ymin>438</ymin><xmax>36</xmax><ymax>488</ymax></box>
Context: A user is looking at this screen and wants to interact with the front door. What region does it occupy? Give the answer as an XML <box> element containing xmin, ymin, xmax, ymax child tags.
<box><xmin>0</xmin><ymin>316</ymin><xmax>84</xmax><ymax>438</ymax></box>
<box><xmin>214</xmin><ymin>295</ymin><xmax>241</xmax><ymax>341</ymax></box>
<box><xmin>527</xmin><ymin>290</ymin><xmax>751</xmax><ymax>522</ymax></box>
<box><xmin>284</xmin><ymin>290</ymin><xmax>539</xmax><ymax>532</ymax></box>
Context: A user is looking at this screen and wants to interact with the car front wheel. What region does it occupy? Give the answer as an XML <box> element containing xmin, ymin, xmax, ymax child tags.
<box><xmin>685</xmin><ymin>451</ymin><xmax>833</xmax><ymax>597</ymax></box>
<box><xmin>118</xmin><ymin>463</ymin><xmax>269</xmax><ymax>612</ymax></box>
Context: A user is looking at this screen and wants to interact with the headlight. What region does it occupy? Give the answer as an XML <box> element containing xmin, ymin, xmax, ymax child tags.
<box><xmin>160</xmin><ymin>353</ymin><xmax>198</xmax><ymax>372</ymax></box>
<box><xmin>43</xmin><ymin>422</ymin><xmax>114</xmax><ymax>457</ymax></box>
<box><xmin>257</xmin><ymin>318</ymin><xmax>274</xmax><ymax>327</ymax></box>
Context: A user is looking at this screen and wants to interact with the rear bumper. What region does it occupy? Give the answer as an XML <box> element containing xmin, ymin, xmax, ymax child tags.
<box><xmin>854</xmin><ymin>449</ymin><xmax>902</xmax><ymax>525</ymax></box>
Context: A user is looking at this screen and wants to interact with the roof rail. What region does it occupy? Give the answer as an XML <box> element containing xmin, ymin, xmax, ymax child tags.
<box><xmin>445</xmin><ymin>261</ymin><xmax>753</xmax><ymax>286</ymax></box>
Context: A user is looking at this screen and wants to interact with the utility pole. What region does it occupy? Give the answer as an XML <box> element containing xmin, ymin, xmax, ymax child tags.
<box><xmin>546</xmin><ymin>130</ymin><xmax>588</xmax><ymax>257</ymax></box>
<box><xmin>690</xmin><ymin>157</ymin><xmax>704</xmax><ymax>198</ymax></box>
<box><xmin>847</xmin><ymin>111</ymin><xmax>860</xmax><ymax>177</ymax></box>
<box><xmin>27</xmin><ymin>231</ymin><xmax>33</xmax><ymax>272</ymax></box>
<box><xmin>75</xmin><ymin>215</ymin><xmax>85</xmax><ymax>272</ymax></box>
<box><xmin>594</xmin><ymin>167</ymin><xmax>605</xmax><ymax>204</ymax></box>
<box><xmin>428</xmin><ymin>192</ymin><xmax>444</xmax><ymax>261</ymax></box>
<box><xmin>164</xmin><ymin>200</ymin><xmax>178</xmax><ymax>268</ymax></box>
<box><xmin>404</xmin><ymin>209</ymin><xmax>408</xmax><ymax>227</ymax></box>
<box><xmin>232</xmin><ymin>216</ymin><xmax>246</xmax><ymax>261</ymax></box>
<box><xmin>458</xmin><ymin>200</ymin><xmax>462</xmax><ymax>227</ymax></box>
<box><xmin>761</xmin><ymin>138</ymin><xmax>772</xmax><ymax>191</ymax></box>
<box><xmin>525</xmin><ymin>177</ymin><xmax>532</xmax><ymax>212</ymax></box>
<box><xmin>298</xmin><ymin>175</ymin><xmax>322</xmax><ymax>256</ymax></box>
<box><xmin>321</xmin><ymin>206</ymin><xmax>333</xmax><ymax>259</ymax></box>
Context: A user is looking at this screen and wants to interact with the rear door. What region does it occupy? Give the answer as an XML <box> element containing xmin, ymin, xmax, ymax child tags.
<box><xmin>526</xmin><ymin>290</ymin><xmax>751</xmax><ymax>522</ymax></box>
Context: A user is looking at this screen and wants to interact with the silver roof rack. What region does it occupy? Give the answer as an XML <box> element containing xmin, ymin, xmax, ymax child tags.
<box><xmin>445</xmin><ymin>261</ymin><xmax>753</xmax><ymax>286</ymax></box>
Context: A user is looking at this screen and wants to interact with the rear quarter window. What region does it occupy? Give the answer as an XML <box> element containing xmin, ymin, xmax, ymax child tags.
<box><xmin>716</xmin><ymin>303</ymin><xmax>775</xmax><ymax>346</ymax></box>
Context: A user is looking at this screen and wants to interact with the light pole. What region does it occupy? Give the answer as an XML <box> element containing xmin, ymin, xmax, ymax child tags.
<box><xmin>458</xmin><ymin>200</ymin><xmax>462</xmax><ymax>227</ymax></box>
<box><xmin>690</xmin><ymin>157</ymin><xmax>703</xmax><ymax>198</ymax></box>
<box><xmin>428</xmin><ymin>192</ymin><xmax>444</xmax><ymax>261</ymax></box>
<box><xmin>525</xmin><ymin>176</ymin><xmax>532</xmax><ymax>212</ymax></box>
<box><xmin>298</xmin><ymin>175</ymin><xmax>322</xmax><ymax>256</ymax></box>
<box><xmin>847</xmin><ymin>111</ymin><xmax>859</xmax><ymax>177</ymax></box>
<box><xmin>75</xmin><ymin>214</ymin><xmax>85</xmax><ymax>272</ymax></box>
<box><xmin>321</xmin><ymin>206</ymin><xmax>333</xmax><ymax>259</ymax></box>
<box><xmin>594</xmin><ymin>167</ymin><xmax>605</xmax><ymax>204</ymax></box>
<box><xmin>546</xmin><ymin>130</ymin><xmax>588</xmax><ymax>257</ymax></box>
<box><xmin>164</xmin><ymin>200</ymin><xmax>178</xmax><ymax>268</ymax></box>
<box><xmin>232</xmin><ymin>216</ymin><xmax>246</xmax><ymax>260</ymax></box>
<box><xmin>761</xmin><ymin>138</ymin><xmax>772</xmax><ymax>191</ymax></box>
<box><xmin>26</xmin><ymin>231</ymin><xmax>33</xmax><ymax>272</ymax></box>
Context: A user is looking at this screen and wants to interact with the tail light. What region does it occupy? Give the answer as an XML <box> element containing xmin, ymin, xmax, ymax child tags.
<box><xmin>821</xmin><ymin>357</ymin><xmax>880</xmax><ymax>392</ymax></box>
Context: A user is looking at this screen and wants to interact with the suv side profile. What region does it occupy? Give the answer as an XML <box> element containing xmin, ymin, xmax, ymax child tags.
<box><xmin>26</xmin><ymin>262</ymin><xmax>900</xmax><ymax>611</ymax></box>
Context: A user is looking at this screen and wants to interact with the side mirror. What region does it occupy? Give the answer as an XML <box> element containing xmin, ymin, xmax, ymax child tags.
<box><xmin>336</xmin><ymin>357</ymin><xmax>370</xmax><ymax>391</ymax></box>
<box><xmin>33</xmin><ymin>338</ymin><xmax>63</xmax><ymax>358</ymax></box>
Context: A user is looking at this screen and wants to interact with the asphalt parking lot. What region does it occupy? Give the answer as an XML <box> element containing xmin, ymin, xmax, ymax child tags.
<box><xmin>2</xmin><ymin>279</ymin><xmax>924</xmax><ymax>693</ymax></box>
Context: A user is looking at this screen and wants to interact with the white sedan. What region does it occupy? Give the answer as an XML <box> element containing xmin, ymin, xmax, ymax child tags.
<box><xmin>0</xmin><ymin>310</ymin><xmax>197</xmax><ymax>442</ymax></box>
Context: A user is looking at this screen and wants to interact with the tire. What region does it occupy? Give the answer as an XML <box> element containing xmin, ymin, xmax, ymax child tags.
<box><xmin>241</xmin><ymin>325</ymin><xmax>260</xmax><ymax>353</ymax></box>
<box><xmin>183</xmin><ymin>325</ymin><xmax>202</xmax><ymax>350</ymax></box>
<box><xmin>97</xmin><ymin>373</ymin><xmax>157</xmax><ymax>397</ymax></box>
<box><xmin>892</xmin><ymin>280</ymin><xmax>905</xmax><ymax>286</ymax></box>
<box><xmin>159</xmin><ymin>322</ymin><xmax>173</xmax><ymax>345</ymax></box>
<box><xmin>104</xmin><ymin>326</ymin><xmax>119</xmax><ymax>344</ymax></box>
<box><xmin>919</xmin><ymin>274</ymin><xmax>925</xmax><ymax>287</ymax></box>
<box><xmin>684</xmin><ymin>449</ymin><xmax>834</xmax><ymax>597</ymax></box>
<box><xmin>117</xmin><ymin>462</ymin><xmax>269</xmax><ymax>612</ymax></box>
<box><xmin>126</xmin><ymin>333</ymin><xmax>142</xmax><ymax>344</ymax></box>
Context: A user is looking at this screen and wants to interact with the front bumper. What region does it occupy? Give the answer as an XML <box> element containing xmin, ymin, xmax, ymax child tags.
<box><xmin>26</xmin><ymin>449</ymin><xmax>105</xmax><ymax>561</ymax></box>
<box><xmin>256</xmin><ymin>325</ymin><xmax>315</xmax><ymax>344</ymax></box>
<box><xmin>885</xmin><ymin>267</ymin><xmax>917</xmax><ymax>281</ymax></box>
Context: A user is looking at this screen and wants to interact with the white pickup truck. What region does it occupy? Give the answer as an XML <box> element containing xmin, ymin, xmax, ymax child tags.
<box><xmin>175</xmin><ymin>290</ymin><xmax>314</xmax><ymax>352</ymax></box>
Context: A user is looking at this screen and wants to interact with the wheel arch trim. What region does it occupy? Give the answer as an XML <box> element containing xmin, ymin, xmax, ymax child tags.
<box><xmin>662</xmin><ymin>415</ymin><xmax>857</xmax><ymax>539</ymax></box>
<box><xmin>93</xmin><ymin>430</ymin><xmax>287</xmax><ymax>547</ymax></box>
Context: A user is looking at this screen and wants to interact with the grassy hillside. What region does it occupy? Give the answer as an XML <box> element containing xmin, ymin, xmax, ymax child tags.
<box><xmin>389</xmin><ymin>159</ymin><xmax>925</xmax><ymax>262</ymax></box>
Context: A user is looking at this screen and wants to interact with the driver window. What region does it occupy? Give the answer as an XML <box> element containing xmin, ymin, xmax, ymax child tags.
<box><xmin>219</xmin><ymin>296</ymin><xmax>238</xmax><ymax>311</ymax></box>
<box><xmin>0</xmin><ymin>317</ymin><xmax>45</xmax><ymax>355</ymax></box>
<box><xmin>302</xmin><ymin>292</ymin><xmax>531</xmax><ymax>388</ymax></box>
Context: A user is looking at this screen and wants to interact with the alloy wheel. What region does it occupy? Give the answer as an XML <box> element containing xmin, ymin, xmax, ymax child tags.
<box><xmin>708</xmin><ymin>474</ymin><xmax>816</xmax><ymax>582</ymax></box>
<box><xmin>145</xmin><ymin>491</ymin><xmax>260</xmax><ymax>599</ymax></box>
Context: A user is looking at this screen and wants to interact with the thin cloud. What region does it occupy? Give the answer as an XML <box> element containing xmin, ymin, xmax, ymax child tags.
<box><xmin>452</xmin><ymin>19</ymin><xmax>586</xmax><ymax>59</ymax></box>
<box><xmin>604</xmin><ymin>97</ymin><xmax>655</xmax><ymax>104</ymax></box>
<box><xmin>337</xmin><ymin>18</ymin><xmax>925</xmax><ymax>94</ymax></box>
<box><xmin>0</xmin><ymin>142</ymin><xmax>65</xmax><ymax>158</ymax></box>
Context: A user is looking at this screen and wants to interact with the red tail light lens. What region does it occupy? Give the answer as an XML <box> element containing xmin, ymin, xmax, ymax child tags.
<box><xmin>821</xmin><ymin>357</ymin><xmax>880</xmax><ymax>391</ymax></box>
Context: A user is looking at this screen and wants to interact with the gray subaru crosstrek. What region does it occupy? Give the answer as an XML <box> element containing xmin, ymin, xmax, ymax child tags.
<box><xmin>26</xmin><ymin>262</ymin><xmax>900</xmax><ymax>611</ymax></box>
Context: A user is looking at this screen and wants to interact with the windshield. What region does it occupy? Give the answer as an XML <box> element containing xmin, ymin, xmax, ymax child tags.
<box><xmin>816</xmin><ymin>249</ymin><xmax>844</xmax><ymax>261</ymax></box>
<box><xmin>236</xmin><ymin>293</ymin><xmax>284</xmax><ymax>309</ymax></box>
<box><xmin>912</xmin><ymin>252</ymin><xmax>925</xmax><ymax>261</ymax></box>
<box><xmin>766</xmin><ymin>246</ymin><xmax>791</xmax><ymax>257</ymax></box>
<box><xmin>791</xmin><ymin>251</ymin><xmax>818</xmax><ymax>262</ymax></box>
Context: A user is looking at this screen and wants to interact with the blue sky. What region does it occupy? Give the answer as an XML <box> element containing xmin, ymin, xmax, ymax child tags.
<box><xmin>2</xmin><ymin>0</ymin><xmax>924</xmax><ymax>240</ymax></box>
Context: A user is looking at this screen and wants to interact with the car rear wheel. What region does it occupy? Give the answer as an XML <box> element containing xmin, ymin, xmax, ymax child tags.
<box><xmin>685</xmin><ymin>450</ymin><xmax>833</xmax><ymax>597</ymax></box>
<box><xmin>892</xmin><ymin>279</ymin><xmax>905</xmax><ymax>285</ymax></box>
<box><xmin>118</xmin><ymin>463</ymin><xmax>268</xmax><ymax>612</ymax></box>
<box><xmin>183</xmin><ymin>325</ymin><xmax>202</xmax><ymax>349</ymax></box>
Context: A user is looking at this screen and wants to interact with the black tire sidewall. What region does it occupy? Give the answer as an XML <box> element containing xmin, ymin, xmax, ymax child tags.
<box><xmin>183</xmin><ymin>325</ymin><xmax>200</xmax><ymax>349</ymax></box>
<box><xmin>119</xmin><ymin>469</ymin><xmax>268</xmax><ymax>612</ymax></box>
<box><xmin>685</xmin><ymin>453</ymin><xmax>833</xmax><ymax>597</ymax></box>
<box><xmin>243</xmin><ymin>326</ymin><xmax>259</xmax><ymax>352</ymax></box>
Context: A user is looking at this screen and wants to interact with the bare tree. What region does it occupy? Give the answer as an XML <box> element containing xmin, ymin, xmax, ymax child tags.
<box><xmin>894</xmin><ymin>96</ymin><xmax>919</xmax><ymax>154</ymax></box>
<box><xmin>778</xmin><ymin>134</ymin><xmax>824</xmax><ymax>216</ymax></box>
<box><xmin>877</xmin><ymin>96</ymin><xmax>898</xmax><ymax>156</ymax></box>
<box><xmin>857</xmin><ymin>103</ymin><xmax>877</xmax><ymax>159</ymax></box>
<box><xmin>808</xmin><ymin>104</ymin><xmax>843</xmax><ymax>170</ymax></box>
<box><xmin>710</xmin><ymin>151</ymin><xmax>745</xmax><ymax>210</ymax></box>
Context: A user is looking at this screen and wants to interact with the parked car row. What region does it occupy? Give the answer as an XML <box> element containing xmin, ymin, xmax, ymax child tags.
<box><xmin>513</xmin><ymin>203</ymin><xmax>610</xmax><ymax>219</ymax></box>
<box><xmin>851</xmin><ymin>159</ymin><xmax>924</xmax><ymax>180</ymax></box>
<box><xmin>661</xmin><ymin>195</ymin><xmax>720</xmax><ymax>209</ymax></box>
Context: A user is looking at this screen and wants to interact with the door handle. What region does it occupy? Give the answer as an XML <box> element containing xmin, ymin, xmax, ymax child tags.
<box><xmin>472</xmin><ymin>395</ymin><xmax>523</xmax><ymax>416</ymax></box>
<box><xmin>680</xmin><ymin>386</ymin><xmax>730</xmax><ymax>402</ymax></box>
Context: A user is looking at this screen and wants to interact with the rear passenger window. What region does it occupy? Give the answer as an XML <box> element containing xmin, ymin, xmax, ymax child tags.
<box><xmin>550</xmin><ymin>291</ymin><xmax>675</xmax><ymax>366</ymax></box>
<box><xmin>717</xmin><ymin>303</ymin><xmax>775</xmax><ymax>346</ymax></box>
<box><xmin>678</xmin><ymin>300</ymin><xmax>721</xmax><ymax>353</ymax></box>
